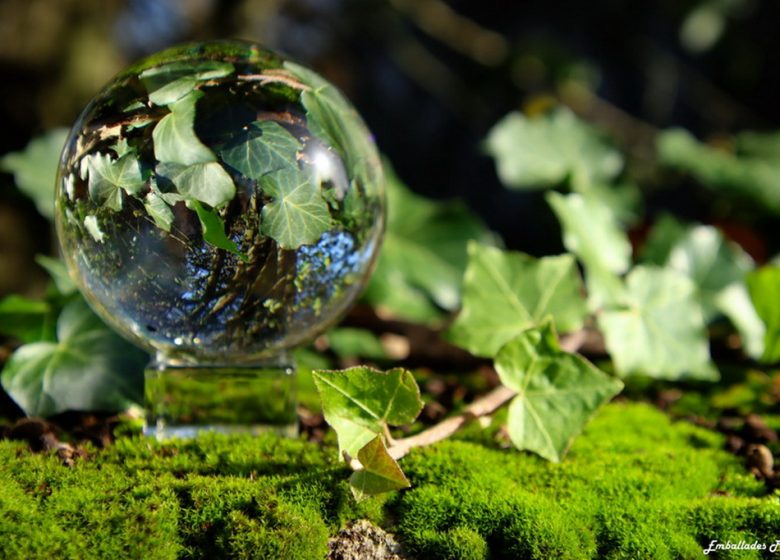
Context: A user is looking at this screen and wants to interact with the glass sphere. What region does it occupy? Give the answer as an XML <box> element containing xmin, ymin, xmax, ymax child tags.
<box><xmin>55</xmin><ymin>40</ymin><xmax>385</xmax><ymax>363</ymax></box>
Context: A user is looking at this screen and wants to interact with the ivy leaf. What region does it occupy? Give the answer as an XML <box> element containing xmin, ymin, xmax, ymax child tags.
<box><xmin>598</xmin><ymin>266</ymin><xmax>717</xmax><ymax>380</ymax></box>
<box><xmin>326</xmin><ymin>328</ymin><xmax>388</xmax><ymax>361</ymax></box>
<box><xmin>495</xmin><ymin>323</ymin><xmax>623</xmax><ymax>462</ymax></box>
<box><xmin>79</xmin><ymin>152</ymin><xmax>145</xmax><ymax>210</ymax></box>
<box><xmin>747</xmin><ymin>267</ymin><xmax>780</xmax><ymax>363</ymax></box>
<box><xmin>664</xmin><ymin>225</ymin><xmax>763</xmax><ymax>358</ymax></box>
<box><xmin>141</xmin><ymin>61</ymin><xmax>234</xmax><ymax>106</ymax></box>
<box><xmin>1</xmin><ymin>297</ymin><xmax>147</xmax><ymax>417</ymax></box>
<box><xmin>158</xmin><ymin>161</ymin><xmax>235</xmax><ymax>208</ymax></box>
<box><xmin>0</xmin><ymin>295</ymin><xmax>52</xmax><ymax>344</ymax></box>
<box><xmin>187</xmin><ymin>200</ymin><xmax>246</xmax><ymax>260</ymax></box>
<box><xmin>658</xmin><ymin>129</ymin><xmax>780</xmax><ymax>214</ymax></box>
<box><xmin>666</xmin><ymin>225</ymin><xmax>753</xmax><ymax>320</ymax></box>
<box><xmin>640</xmin><ymin>214</ymin><xmax>689</xmax><ymax>265</ymax></box>
<box><xmin>260</xmin><ymin>168</ymin><xmax>330</xmax><ymax>249</ymax></box>
<box><xmin>547</xmin><ymin>191</ymin><xmax>632</xmax><ymax>274</ymax></box>
<box><xmin>363</xmin><ymin>167</ymin><xmax>495</xmax><ymax>321</ymax></box>
<box><xmin>446</xmin><ymin>242</ymin><xmax>587</xmax><ymax>358</ymax></box>
<box><xmin>283</xmin><ymin>61</ymin><xmax>373</xmax><ymax>172</ymax></box>
<box><xmin>144</xmin><ymin>190</ymin><xmax>175</xmax><ymax>232</ymax></box>
<box><xmin>220</xmin><ymin>120</ymin><xmax>302</xmax><ymax>179</ymax></box>
<box><xmin>35</xmin><ymin>255</ymin><xmax>76</xmax><ymax>296</ymax></box>
<box><xmin>0</xmin><ymin>128</ymin><xmax>68</xmax><ymax>219</ymax></box>
<box><xmin>312</xmin><ymin>366</ymin><xmax>422</xmax><ymax>457</ymax></box>
<box><xmin>546</xmin><ymin>192</ymin><xmax>631</xmax><ymax>310</ymax></box>
<box><xmin>485</xmin><ymin>108</ymin><xmax>622</xmax><ymax>191</ymax></box>
<box><xmin>152</xmin><ymin>90</ymin><xmax>215</xmax><ymax>166</ymax></box>
<box><xmin>349</xmin><ymin>437</ymin><xmax>410</xmax><ymax>501</ymax></box>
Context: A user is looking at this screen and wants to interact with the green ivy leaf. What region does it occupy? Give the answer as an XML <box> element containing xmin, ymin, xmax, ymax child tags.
<box><xmin>349</xmin><ymin>436</ymin><xmax>410</xmax><ymax>501</ymax></box>
<box><xmin>187</xmin><ymin>200</ymin><xmax>246</xmax><ymax>260</ymax></box>
<box><xmin>664</xmin><ymin>225</ymin><xmax>763</xmax><ymax>358</ymax></box>
<box><xmin>326</xmin><ymin>328</ymin><xmax>388</xmax><ymax>361</ymax></box>
<box><xmin>152</xmin><ymin>90</ymin><xmax>215</xmax><ymax>166</ymax></box>
<box><xmin>658</xmin><ymin>129</ymin><xmax>780</xmax><ymax>214</ymax></box>
<box><xmin>495</xmin><ymin>323</ymin><xmax>623</xmax><ymax>462</ymax></box>
<box><xmin>547</xmin><ymin>191</ymin><xmax>632</xmax><ymax>274</ymax></box>
<box><xmin>141</xmin><ymin>61</ymin><xmax>234</xmax><ymax>106</ymax></box>
<box><xmin>0</xmin><ymin>128</ymin><xmax>68</xmax><ymax>219</ymax></box>
<box><xmin>312</xmin><ymin>366</ymin><xmax>422</xmax><ymax>457</ymax></box>
<box><xmin>446</xmin><ymin>242</ymin><xmax>587</xmax><ymax>358</ymax></box>
<box><xmin>35</xmin><ymin>255</ymin><xmax>76</xmax><ymax>296</ymax></box>
<box><xmin>79</xmin><ymin>152</ymin><xmax>145</xmax><ymax>210</ymax></box>
<box><xmin>1</xmin><ymin>297</ymin><xmax>147</xmax><ymax>417</ymax></box>
<box><xmin>158</xmin><ymin>161</ymin><xmax>235</xmax><ymax>208</ymax></box>
<box><xmin>260</xmin><ymin>168</ymin><xmax>330</xmax><ymax>249</ymax></box>
<box><xmin>747</xmin><ymin>267</ymin><xmax>780</xmax><ymax>363</ymax></box>
<box><xmin>485</xmin><ymin>108</ymin><xmax>622</xmax><ymax>191</ymax></box>
<box><xmin>640</xmin><ymin>214</ymin><xmax>689</xmax><ymax>265</ymax></box>
<box><xmin>283</xmin><ymin>61</ymin><xmax>373</xmax><ymax>172</ymax></box>
<box><xmin>144</xmin><ymin>190</ymin><xmax>175</xmax><ymax>232</ymax></box>
<box><xmin>598</xmin><ymin>266</ymin><xmax>717</xmax><ymax>380</ymax></box>
<box><xmin>666</xmin><ymin>225</ymin><xmax>753</xmax><ymax>320</ymax></box>
<box><xmin>0</xmin><ymin>295</ymin><xmax>53</xmax><ymax>344</ymax></box>
<box><xmin>220</xmin><ymin>120</ymin><xmax>302</xmax><ymax>179</ymax></box>
<box><xmin>363</xmin><ymin>167</ymin><xmax>495</xmax><ymax>321</ymax></box>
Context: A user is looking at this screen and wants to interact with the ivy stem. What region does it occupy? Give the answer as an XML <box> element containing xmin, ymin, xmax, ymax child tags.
<box><xmin>382</xmin><ymin>329</ymin><xmax>589</xmax><ymax>463</ymax></box>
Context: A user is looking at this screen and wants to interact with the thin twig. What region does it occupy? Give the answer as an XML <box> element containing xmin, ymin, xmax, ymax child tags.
<box><xmin>348</xmin><ymin>329</ymin><xmax>589</xmax><ymax>471</ymax></box>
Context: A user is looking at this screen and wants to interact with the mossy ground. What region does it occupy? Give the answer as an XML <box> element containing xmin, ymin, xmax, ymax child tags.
<box><xmin>1</xmin><ymin>402</ymin><xmax>777</xmax><ymax>559</ymax></box>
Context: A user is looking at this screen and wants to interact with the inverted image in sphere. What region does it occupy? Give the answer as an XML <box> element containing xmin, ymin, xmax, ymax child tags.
<box><xmin>55</xmin><ymin>40</ymin><xmax>385</xmax><ymax>363</ymax></box>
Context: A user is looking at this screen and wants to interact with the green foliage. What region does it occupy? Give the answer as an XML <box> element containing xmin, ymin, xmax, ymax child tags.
<box><xmin>326</xmin><ymin>327</ymin><xmax>388</xmax><ymax>361</ymax></box>
<box><xmin>0</xmin><ymin>295</ymin><xmax>53</xmax><ymax>344</ymax></box>
<box><xmin>747</xmin><ymin>267</ymin><xmax>780</xmax><ymax>363</ymax></box>
<box><xmin>153</xmin><ymin>90</ymin><xmax>216</xmax><ymax>166</ymax></box>
<box><xmin>547</xmin><ymin>191</ymin><xmax>632</xmax><ymax>275</ymax></box>
<box><xmin>349</xmin><ymin>436</ymin><xmax>411</xmax><ymax>501</ymax></box>
<box><xmin>187</xmin><ymin>200</ymin><xmax>245</xmax><ymax>260</ymax></box>
<box><xmin>598</xmin><ymin>266</ymin><xmax>716</xmax><ymax>380</ymax></box>
<box><xmin>140</xmin><ymin>60</ymin><xmax>235</xmax><ymax>106</ymax></box>
<box><xmin>259</xmin><ymin>167</ymin><xmax>331</xmax><ymax>249</ymax></box>
<box><xmin>494</xmin><ymin>323</ymin><xmax>623</xmax><ymax>462</ymax></box>
<box><xmin>658</xmin><ymin>128</ymin><xmax>780</xmax><ymax>213</ymax></box>
<box><xmin>447</xmin><ymin>242</ymin><xmax>587</xmax><ymax>357</ymax></box>
<box><xmin>220</xmin><ymin>120</ymin><xmax>302</xmax><ymax>179</ymax></box>
<box><xmin>158</xmin><ymin>160</ymin><xmax>235</xmax><ymax>208</ymax></box>
<box><xmin>1</xmin><ymin>297</ymin><xmax>146</xmax><ymax>417</ymax></box>
<box><xmin>284</xmin><ymin>61</ymin><xmax>371</xmax><ymax>172</ymax></box>
<box><xmin>0</xmin><ymin>128</ymin><xmax>68</xmax><ymax>218</ymax></box>
<box><xmin>79</xmin><ymin>151</ymin><xmax>145</xmax><ymax>210</ymax></box>
<box><xmin>664</xmin><ymin>224</ymin><xmax>764</xmax><ymax>358</ymax></box>
<box><xmin>362</xmin><ymin>166</ymin><xmax>494</xmax><ymax>323</ymax></box>
<box><xmin>485</xmin><ymin>107</ymin><xmax>622</xmax><ymax>191</ymax></box>
<box><xmin>312</xmin><ymin>366</ymin><xmax>422</xmax><ymax>457</ymax></box>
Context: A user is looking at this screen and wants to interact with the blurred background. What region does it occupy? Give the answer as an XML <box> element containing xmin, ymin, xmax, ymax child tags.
<box><xmin>1</xmin><ymin>0</ymin><xmax>779</xmax><ymax>298</ymax></box>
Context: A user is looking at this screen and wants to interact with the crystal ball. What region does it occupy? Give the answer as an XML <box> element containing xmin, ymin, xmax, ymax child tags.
<box><xmin>55</xmin><ymin>40</ymin><xmax>385</xmax><ymax>363</ymax></box>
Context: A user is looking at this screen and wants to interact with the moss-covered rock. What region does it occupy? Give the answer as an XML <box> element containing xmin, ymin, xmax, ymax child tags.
<box><xmin>0</xmin><ymin>402</ymin><xmax>777</xmax><ymax>559</ymax></box>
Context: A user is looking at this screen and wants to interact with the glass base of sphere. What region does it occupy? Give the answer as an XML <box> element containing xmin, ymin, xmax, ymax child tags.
<box><xmin>143</xmin><ymin>355</ymin><xmax>297</xmax><ymax>440</ymax></box>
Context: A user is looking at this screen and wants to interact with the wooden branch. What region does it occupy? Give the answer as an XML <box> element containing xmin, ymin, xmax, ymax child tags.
<box><xmin>347</xmin><ymin>329</ymin><xmax>589</xmax><ymax>471</ymax></box>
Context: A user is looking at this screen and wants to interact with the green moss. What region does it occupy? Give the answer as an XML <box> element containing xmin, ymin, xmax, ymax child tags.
<box><xmin>0</xmin><ymin>403</ymin><xmax>777</xmax><ymax>559</ymax></box>
<box><xmin>391</xmin><ymin>403</ymin><xmax>776</xmax><ymax>559</ymax></box>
